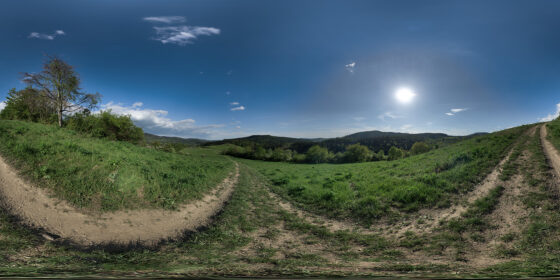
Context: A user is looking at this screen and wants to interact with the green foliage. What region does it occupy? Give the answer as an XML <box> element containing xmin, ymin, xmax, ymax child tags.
<box><xmin>387</xmin><ymin>146</ymin><xmax>404</xmax><ymax>160</ymax></box>
<box><xmin>546</xmin><ymin>118</ymin><xmax>560</xmax><ymax>151</ymax></box>
<box><xmin>0</xmin><ymin>88</ymin><xmax>56</xmax><ymax>123</ymax></box>
<box><xmin>410</xmin><ymin>141</ymin><xmax>430</xmax><ymax>155</ymax></box>
<box><xmin>306</xmin><ymin>145</ymin><xmax>331</xmax><ymax>163</ymax></box>
<box><xmin>343</xmin><ymin>143</ymin><xmax>372</xmax><ymax>163</ymax></box>
<box><xmin>66</xmin><ymin>111</ymin><xmax>144</xmax><ymax>143</ymax></box>
<box><xmin>0</xmin><ymin>120</ymin><xmax>233</xmax><ymax>211</ymax></box>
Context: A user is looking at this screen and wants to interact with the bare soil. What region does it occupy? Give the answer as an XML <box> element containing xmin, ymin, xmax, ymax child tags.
<box><xmin>0</xmin><ymin>156</ymin><xmax>239</xmax><ymax>247</ymax></box>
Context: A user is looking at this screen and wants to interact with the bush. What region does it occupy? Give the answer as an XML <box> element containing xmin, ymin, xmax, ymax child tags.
<box><xmin>387</xmin><ymin>146</ymin><xmax>404</xmax><ymax>160</ymax></box>
<box><xmin>66</xmin><ymin>110</ymin><xmax>144</xmax><ymax>143</ymax></box>
<box><xmin>0</xmin><ymin>88</ymin><xmax>57</xmax><ymax>123</ymax></box>
<box><xmin>343</xmin><ymin>143</ymin><xmax>372</xmax><ymax>163</ymax></box>
<box><xmin>410</xmin><ymin>142</ymin><xmax>430</xmax><ymax>155</ymax></box>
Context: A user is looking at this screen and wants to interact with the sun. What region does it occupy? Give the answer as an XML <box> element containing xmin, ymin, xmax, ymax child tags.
<box><xmin>395</xmin><ymin>87</ymin><xmax>416</xmax><ymax>103</ymax></box>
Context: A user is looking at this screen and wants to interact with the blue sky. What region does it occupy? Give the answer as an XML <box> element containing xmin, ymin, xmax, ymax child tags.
<box><xmin>1</xmin><ymin>0</ymin><xmax>559</xmax><ymax>139</ymax></box>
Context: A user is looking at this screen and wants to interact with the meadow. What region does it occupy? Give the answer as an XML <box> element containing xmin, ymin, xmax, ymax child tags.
<box><xmin>0</xmin><ymin>120</ymin><xmax>234</xmax><ymax>211</ymax></box>
<box><xmin>242</xmin><ymin>125</ymin><xmax>530</xmax><ymax>223</ymax></box>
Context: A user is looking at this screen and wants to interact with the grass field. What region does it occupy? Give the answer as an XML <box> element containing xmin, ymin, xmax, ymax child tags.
<box><xmin>242</xmin><ymin>125</ymin><xmax>530</xmax><ymax>223</ymax></box>
<box><xmin>0</xmin><ymin>120</ymin><xmax>234</xmax><ymax>211</ymax></box>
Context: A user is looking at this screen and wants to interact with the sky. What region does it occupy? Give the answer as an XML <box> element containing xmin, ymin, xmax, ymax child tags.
<box><xmin>1</xmin><ymin>0</ymin><xmax>560</xmax><ymax>140</ymax></box>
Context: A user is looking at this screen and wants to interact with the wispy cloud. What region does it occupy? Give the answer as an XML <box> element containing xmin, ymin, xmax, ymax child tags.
<box><xmin>353</xmin><ymin>116</ymin><xmax>365</xmax><ymax>122</ymax></box>
<box><xmin>345</xmin><ymin>61</ymin><xmax>356</xmax><ymax>73</ymax></box>
<box><xmin>144</xmin><ymin>16</ymin><xmax>220</xmax><ymax>46</ymax></box>
<box><xmin>230</xmin><ymin>101</ymin><xmax>239</xmax><ymax>106</ymax></box>
<box><xmin>100</xmin><ymin>102</ymin><xmax>223</xmax><ymax>138</ymax></box>
<box><xmin>28</xmin><ymin>30</ymin><xmax>66</xmax><ymax>40</ymax></box>
<box><xmin>0</xmin><ymin>101</ymin><xmax>6</xmax><ymax>112</ymax></box>
<box><xmin>152</xmin><ymin>26</ymin><xmax>220</xmax><ymax>45</ymax></box>
<box><xmin>143</xmin><ymin>16</ymin><xmax>186</xmax><ymax>24</ymax></box>
<box><xmin>539</xmin><ymin>103</ymin><xmax>560</xmax><ymax>122</ymax></box>
<box><xmin>378</xmin><ymin>112</ymin><xmax>400</xmax><ymax>121</ymax></box>
<box><xmin>446</xmin><ymin>108</ymin><xmax>468</xmax><ymax>116</ymax></box>
<box><xmin>230</xmin><ymin>106</ymin><xmax>245</xmax><ymax>111</ymax></box>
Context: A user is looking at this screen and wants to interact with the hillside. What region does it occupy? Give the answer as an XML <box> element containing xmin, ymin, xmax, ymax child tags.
<box><xmin>2</xmin><ymin>120</ymin><xmax>560</xmax><ymax>277</ymax></box>
<box><xmin>206</xmin><ymin>130</ymin><xmax>467</xmax><ymax>154</ymax></box>
<box><xmin>144</xmin><ymin>132</ymin><xmax>209</xmax><ymax>146</ymax></box>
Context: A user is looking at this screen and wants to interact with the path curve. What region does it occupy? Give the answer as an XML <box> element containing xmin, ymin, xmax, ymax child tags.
<box><xmin>541</xmin><ymin>124</ymin><xmax>560</xmax><ymax>181</ymax></box>
<box><xmin>0</xmin><ymin>155</ymin><xmax>239</xmax><ymax>247</ymax></box>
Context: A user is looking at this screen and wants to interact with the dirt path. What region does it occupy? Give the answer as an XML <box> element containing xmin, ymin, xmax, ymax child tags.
<box><xmin>540</xmin><ymin>124</ymin><xmax>560</xmax><ymax>181</ymax></box>
<box><xmin>0</xmin><ymin>156</ymin><xmax>239</xmax><ymax>247</ymax></box>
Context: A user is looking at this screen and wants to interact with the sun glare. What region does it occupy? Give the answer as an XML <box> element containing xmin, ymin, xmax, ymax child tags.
<box><xmin>395</xmin><ymin>87</ymin><xmax>416</xmax><ymax>103</ymax></box>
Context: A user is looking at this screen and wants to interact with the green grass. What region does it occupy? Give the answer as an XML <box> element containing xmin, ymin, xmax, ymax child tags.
<box><xmin>0</xmin><ymin>120</ymin><xmax>234</xmax><ymax>211</ymax></box>
<box><xmin>241</xmin><ymin>125</ymin><xmax>529</xmax><ymax>223</ymax></box>
<box><xmin>546</xmin><ymin>118</ymin><xmax>560</xmax><ymax>151</ymax></box>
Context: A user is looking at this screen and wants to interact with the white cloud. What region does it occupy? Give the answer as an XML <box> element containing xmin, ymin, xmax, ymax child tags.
<box><xmin>446</xmin><ymin>107</ymin><xmax>468</xmax><ymax>116</ymax></box>
<box><xmin>28</xmin><ymin>30</ymin><xmax>65</xmax><ymax>40</ymax></box>
<box><xmin>100</xmin><ymin>102</ymin><xmax>223</xmax><ymax>138</ymax></box>
<box><xmin>539</xmin><ymin>103</ymin><xmax>560</xmax><ymax>122</ymax></box>
<box><xmin>230</xmin><ymin>102</ymin><xmax>239</xmax><ymax>106</ymax></box>
<box><xmin>235</xmin><ymin>126</ymin><xmax>241</xmax><ymax>129</ymax></box>
<box><xmin>230</xmin><ymin>106</ymin><xmax>245</xmax><ymax>111</ymax></box>
<box><xmin>151</xmin><ymin>26</ymin><xmax>220</xmax><ymax>45</ymax></box>
<box><xmin>450</xmin><ymin>108</ymin><xmax>468</xmax><ymax>113</ymax></box>
<box><xmin>378</xmin><ymin>111</ymin><xmax>400</xmax><ymax>121</ymax></box>
<box><xmin>345</xmin><ymin>61</ymin><xmax>356</xmax><ymax>73</ymax></box>
<box><xmin>0</xmin><ymin>101</ymin><xmax>6</xmax><ymax>112</ymax></box>
<box><xmin>143</xmin><ymin>16</ymin><xmax>186</xmax><ymax>24</ymax></box>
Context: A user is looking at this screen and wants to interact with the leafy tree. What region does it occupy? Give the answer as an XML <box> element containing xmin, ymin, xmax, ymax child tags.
<box><xmin>387</xmin><ymin>146</ymin><xmax>404</xmax><ymax>160</ymax></box>
<box><xmin>410</xmin><ymin>141</ymin><xmax>430</xmax><ymax>155</ymax></box>
<box><xmin>343</xmin><ymin>143</ymin><xmax>372</xmax><ymax>162</ymax></box>
<box><xmin>271</xmin><ymin>148</ymin><xmax>293</xmax><ymax>162</ymax></box>
<box><xmin>22</xmin><ymin>56</ymin><xmax>100</xmax><ymax>127</ymax></box>
<box><xmin>306</xmin><ymin>145</ymin><xmax>330</xmax><ymax>163</ymax></box>
<box><xmin>372</xmin><ymin>149</ymin><xmax>385</xmax><ymax>161</ymax></box>
<box><xmin>0</xmin><ymin>88</ymin><xmax>56</xmax><ymax>122</ymax></box>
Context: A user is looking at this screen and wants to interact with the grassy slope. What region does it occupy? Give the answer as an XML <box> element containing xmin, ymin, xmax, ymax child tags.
<box><xmin>546</xmin><ymin>118</ymin><xmax>560</xmax><ymax>150</ymax></box>
<box><xmin>242</xmin><ymin>125</ymin><xmax>529</xmax><ymax>223</ymax></box>
<box><xmin>0</xmin><ymin>120</ymin><xmax>233</xmax><ymax>211</ymax></box>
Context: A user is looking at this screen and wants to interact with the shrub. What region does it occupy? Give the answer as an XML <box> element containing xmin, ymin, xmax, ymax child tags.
<box><xmin>387</xmin><ymin>146</ymin><xmax>404</xmax><ymax>160</ymax></box>
<box><xmin>66</xmin><ymin>110</ymin><xmax>144</xmax><ymax>143</ymax></box>
<box><xmin>305</xmin><ymin>145</ymin><xmax>331</xmax><ymax>163</ymax></box>
<box><xmin>343</xmin><ymin>143</ymin><xmax>372</xmax><ymax>162</ymax></box>
<box><xmin>410</xmin><ymin>142</ymin><xmax>430</xmax><ymax>155</ymax></box>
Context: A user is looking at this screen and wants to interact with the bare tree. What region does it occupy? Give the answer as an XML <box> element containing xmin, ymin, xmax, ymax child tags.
<box><xmin>22</xmin><ymin>56</ymin><xmax>100</xmax><ymax>127</ymax></box>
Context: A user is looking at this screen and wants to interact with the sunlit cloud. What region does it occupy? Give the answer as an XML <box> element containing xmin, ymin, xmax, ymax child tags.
<box><xmin>28</xmin><ymin>30</ymin><xmax>66</xmax><ymax>40</ymax></box>
<box><xmin>100</xmin><ymin>102</ymin><xmax>223</xmax><ymax>138</ymax></box>
<box><xmin>539</xmin><ymin>103</ymin><xmax>560</xmax><ymax>122</ymax></box>
<box><xmin>446</xmin><ymin>108</ymin><xmax>468</xmax><ymax>116</ymax></box>
<box><xmin>0</xmin><ymin>101</ymin><xmax>6</xmax><ymax>112</ymax></box>
<box><xmin>230</xmin><ymin>102</ymin><xmax>239</xmax><ymax>106</ymax></box>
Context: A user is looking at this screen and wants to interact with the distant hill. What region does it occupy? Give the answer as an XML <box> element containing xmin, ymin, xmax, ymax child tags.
<box><xmin>202</xmin><ymin>130</ymin><xmax>480</xmax><ymax>153</ymax></box>
<box><xmin>144</xmin><ymin>133</ymin><xmax>209</xmax><ymax>146</ymax></box>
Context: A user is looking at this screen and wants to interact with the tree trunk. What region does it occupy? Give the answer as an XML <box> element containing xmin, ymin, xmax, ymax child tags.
<box><xmin>58</xmin><ymin>106</ymin><xmax>62</xmax><ymax>127</ymax></box>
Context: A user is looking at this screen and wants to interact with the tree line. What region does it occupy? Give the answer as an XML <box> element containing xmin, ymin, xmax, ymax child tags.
<box><xmin>0</xmin><ymin>57</ymin><xmax>144</xmax><ymax>143</ymax></box>
<box><xmin>224</xmin><ymin>141</ymin><xmax>431</xmax><ymax>164</ymax></box>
